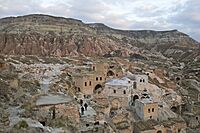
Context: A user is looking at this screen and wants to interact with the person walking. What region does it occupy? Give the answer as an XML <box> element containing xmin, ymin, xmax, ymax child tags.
<box><xmin>84</xmin><ymin>103</ymin><xmax>88</xmax><ymax>111</ymax></box>
<box><xmin>81</xmin><ymin>106</ymin><xmax>84</xmax><ymax>115</ymax></box>
<box><xmin>80</xmin><ymin>99</ymin><xmax>83</xmax><ymax>106</ymax></box>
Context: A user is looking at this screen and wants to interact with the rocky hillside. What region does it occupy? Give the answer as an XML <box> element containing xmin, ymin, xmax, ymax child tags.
<box><xmin>0</xmin><ymin>14</ymin><xmax>199</xmax><ymax>62</ymax></box>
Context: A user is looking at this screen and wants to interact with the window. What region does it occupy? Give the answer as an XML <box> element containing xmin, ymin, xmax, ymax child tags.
<box><xmin>93</xmin><ymin>66</ymin><xmax>95</xmax><ymax>71</ymax></box>
<box><xmin>143</xmin><ymin>79</ymin><xmax>145</xmax><ymax>82</ymax></box>
<box><xmin>148</xmin><ymin>108</ymin><xmax>151</xmax><ymax>113</ymax></box>
<box><xmin>114</xmin><ymin>90</ymin><xmax>116</xmax><ymax>93</ymax></box>
<box><xmin>150</xmin><ymin>116</ymin><xmax>152</xmax><ymax>119</ymax></box>
<box><xmin>96</xmin><ymin>77</ymin><xmax>98</xmax><ymax>81</ymax></box>
<box><xmin>86</xmin><ymin>124</ymin><xmax>90</xmax><ymax>127</ymax></box>
<box><xmin>89</xmin><ymin>81</ymin><xmax>91</xmax><ymax>86</ymax></box>
<box><xmin>152</xmin><ymin>108</ymin><xmax>154</xmax><ymax>112</ymax></box>
<box><xmin>94</xmin><ymin>121</ymin><xmax>99</xmax><ymax>125</ymax></box>
<box><xmin>116</xmin><ymin>74</ymin><xmax>118</xmax><ymax>77</ymax></box>
<box><xmin>140</xmin><ymin>79</ymin><xmax>142</xmax><ymax>82</ymax></box>
<box><xmin>85</xmin><ymin>82</ymin><xmax>87</xmax><ymax>86</ymax></box>
<box><xmin>100</xmin><ymin>77</ymin><xmax>102</xmax><ymax>81</ymax></box>
<box><xmin>133</xmin><ymin>82</ymin><xmax>137</xmax><ymax>89</ymax></box>
<box><xmin>123</xmin><ymin>90</ymin><xmax>126</xmax><ymax>94</ymax></box>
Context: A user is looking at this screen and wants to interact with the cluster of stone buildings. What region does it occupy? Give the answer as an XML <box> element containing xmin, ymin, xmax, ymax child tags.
<box><xmin>29</xmin><ymin>60</ymin><xmax>188</xmax><ymax>132</ymax></box>
<box><xmin>71</xmin><ymin>61</ymin><xmax>187</xmax><ymax>132</ymax></box>
<box><xmin>1</xmin><ymin>55</ymin><xmax>199</xmax><ymax>132</ymax></box>
<box><xmin>73</xmin><ymin>62</ymin><xmax>123</xmax><ymax>95</ymax></box>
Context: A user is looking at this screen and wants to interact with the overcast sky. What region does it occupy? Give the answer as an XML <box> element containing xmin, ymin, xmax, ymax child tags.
<box><xmin>0</xmin><ymin>0</ymin><xmax>199</xmax><ymax>41</ymax></box>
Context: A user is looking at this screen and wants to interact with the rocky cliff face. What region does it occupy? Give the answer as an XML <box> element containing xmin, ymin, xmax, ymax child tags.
<box><xmin>0</xmin><ymin>14</ymin><xmax>199</xmax><ymax>61</ymax></box>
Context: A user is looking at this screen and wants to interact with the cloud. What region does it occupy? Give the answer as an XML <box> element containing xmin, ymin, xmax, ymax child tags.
<box><xmin>168</xmin><ymin>0</ymin><xmax>200</xmax><ymax>41</ymax></box>
<box><xmin>0</xmin><ymin>0</ymin><xmax>199</xmax><ymax>41</ymax></box>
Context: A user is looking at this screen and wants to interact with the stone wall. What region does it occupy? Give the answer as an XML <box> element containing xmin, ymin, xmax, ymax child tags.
<box><xmin>35</xmin><ymin>102</ymin><xmax>80</xmax><ymax>124</ymax></box>
<box><xmin>135</xmin><ymin>100</ymin><xmax>158</xmax><ymax>121</ymax></box>
<box><xmin>74</xmin><ymin>73</ymin><xmax>105</xmax><ymax>95</ymax></box>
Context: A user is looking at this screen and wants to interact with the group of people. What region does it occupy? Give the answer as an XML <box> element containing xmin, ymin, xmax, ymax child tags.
<box><xmin>79</xmin><ymin>99</ymin><xmax>88</xmax><ymax>115</ymax></box>
<box><xmin>73</xmin><ymin>96</ymin><xmax>89</xmax><ymax>116</ymax></box>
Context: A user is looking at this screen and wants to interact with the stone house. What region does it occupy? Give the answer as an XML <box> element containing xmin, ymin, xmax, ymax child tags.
<box><xmin>90</xmin><ymin>62</ymin><xmax>108</xmax><ymax>76</ymax></box>
<box><xmin>134</xmin><ymin>75</ymin><xmax>148</xmax><ymax>84</ymax></box>
<box><xmin>103</xmin><ymin>75</ymin><xmax>151</xmax><ymax>108</ymax></box>
<box><xmin>34</xmin><ymin>95</ymin><xmax>80</xmax><ymax>126</ymax></box>
<box><xmin>126</xmin><ymin>73</ymin><xmax>148</xmax><ymax>91</ymax></box>
<box><xmin>90</xmin><ymin>61</ymin><xmax>123</xmax><ymax>78</ymax></box>
<box><xmin>104</xmin><ymin>77</ymin><xmax>133</xmax><ymax>96</ymax></box>
<box><xmin>73</xmin><ymin>72</ymin><xmax>106</xmax><ymax>95</ymax></box>
<box><xmin>73</xmin><ymin>61</ymin><xmax>124</xmax><ymax>95</ymax></box>
<box><xmin>135</xmin><ymin>95</ymin><xmax>158</xmax><ymax>121</ymax></box>
<box><xmin>104</xmin><ymin>77</ymin><xmax>133</xmax><ymax>107</ymax></box>
<box><xmin>107</xmin><ymin>64</ymin><xmax>123</xmax><ymax>78</ymax></box>
<box><xmin>73</xmin><ymin>62</ymin><xmax>107</xmax><ymax>95</ymax></box>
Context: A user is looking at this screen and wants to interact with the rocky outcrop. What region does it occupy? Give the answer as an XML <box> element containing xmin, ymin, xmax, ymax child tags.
<box><xmin>0</xmin><ymin>14</ymin><xmax>199</xmax><ymax>61</ymax></box>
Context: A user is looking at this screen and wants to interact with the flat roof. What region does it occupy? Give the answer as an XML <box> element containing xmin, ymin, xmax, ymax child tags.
<box><xmin>106</xmin><ymin>77</ymin><xmax>132</xmax><ymax>87</ymax></box>
<box><xmin>36</xmin><ymin>94</ymin><xmax>72</xmax><ymax>106</ymax></box>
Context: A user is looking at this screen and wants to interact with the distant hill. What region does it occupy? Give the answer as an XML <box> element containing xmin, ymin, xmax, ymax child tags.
<box><xmin>0</xmin><ymin>14</ymin><xmax>199</xmax><ymax>62</ymax></box>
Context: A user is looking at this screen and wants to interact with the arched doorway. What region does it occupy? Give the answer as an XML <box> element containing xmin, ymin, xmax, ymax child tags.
<box><xmin>107</xmin><ymin>70</ymin><xmax>115</xmax><ymax>77</ymax></box>
<box><xmin>171</xmin><ymin>106</ymin><xmax>178</xmax><ymax>113</ymax></box>
<box><xmin>131</xmin><ymin>95</ymin><xmax>139</xmax><ymax>106</ymax></box>
<box><xmin>157</xmin><ymin>130</ymin><xmax>162</xmax><ymax>133</ymax></box>
<box><xmin>94</xmin><ymin>84</ymin><xmax>102</xmax><ymax>93</ymax></box>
